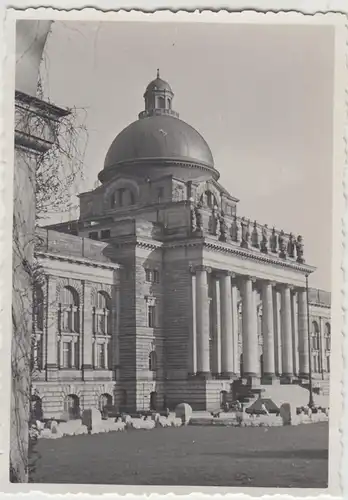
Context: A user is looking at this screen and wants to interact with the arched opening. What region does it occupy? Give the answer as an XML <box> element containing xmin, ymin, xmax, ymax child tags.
<box><xmin>325</xmin><ymin>322</ymin><xmax>331</xmax><ymax>351</ymax></box>
<box><xmin>157</xmin><ymin>96</ymin><xmax>165</xmax><ymax>109</ymax></box>
<box><xmin>311</xmin><ymin>321</ymin><xmax>320</xmax><ymax>373</ymax></box>
<box><xmin>64</xmin><ymin>394</ymin><xmax>80</xmax><ymax>420</ymax></box>
<box><xmin>30</xmin><ymin>395</ymin><xmax>43</xmax><ymax>422</ymax></box>
<box><xmin>150</xmin><ymin>391</ymin><xmax>157</xmax><ymax>411</ymax></box>
<box><xmin>200</xmin><ymin>190</ymin><xmax>218</xmax><ymax>209</ymax></box>
<box><xmin>220</xmin><ymin>390</ymin><xmax>228</xmax><ymax>409</ymax></box>
<box><xmin>148</xmin><ymin>350</ymin><xmax>157</xmax><ymax>371</ymax></box>
<box><xmin>99</xmin><ymin>393</ymin><xmax>112</xmax><ymax>412</ymax></box>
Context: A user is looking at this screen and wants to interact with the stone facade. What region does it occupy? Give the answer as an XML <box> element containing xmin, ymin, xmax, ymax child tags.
<box><xmin>32</xmin><ymin>73</ymin><xmax>331</xmax><ymax>417</ymax></box>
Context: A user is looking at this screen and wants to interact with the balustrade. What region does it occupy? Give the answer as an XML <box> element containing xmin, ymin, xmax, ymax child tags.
<box><xmin>190</xmin><ymin>204</ymin><xmax>304</xmax><ymax>262</ymax></box>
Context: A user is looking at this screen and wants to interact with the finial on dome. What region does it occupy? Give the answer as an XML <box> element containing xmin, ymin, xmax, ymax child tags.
<box><xmin>157</xmin><ymin>68</ymin><xmax>160</xmax><ymax>78</ymax></box>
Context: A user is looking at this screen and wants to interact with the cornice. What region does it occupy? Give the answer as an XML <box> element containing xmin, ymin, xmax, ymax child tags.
<box><xmin>202</xmin><ymin>239</ymin><xmax>316</xmax><ymax>274</ymax></box>
<box><xmin>35</xmin><ymin>251</ymin><xmax>122</xmax><ymax>271</ymax></box>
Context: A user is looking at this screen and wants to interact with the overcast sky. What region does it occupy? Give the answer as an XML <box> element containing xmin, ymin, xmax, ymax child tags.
<box><xmin>40</xmin><ymin>21</ymin><xmax>334</xmax><ymax>291</ymax></box>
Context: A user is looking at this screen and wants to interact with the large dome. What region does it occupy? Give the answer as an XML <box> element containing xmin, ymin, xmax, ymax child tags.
<box><xmin>104</xmin><ymin>114</ymin><xmax>214</xmax><ymax>170</ymax></box>
<box><xmin>99</xmin><ymin>72</ymin><xmax>218</xmax><ymax>183</ymax></box>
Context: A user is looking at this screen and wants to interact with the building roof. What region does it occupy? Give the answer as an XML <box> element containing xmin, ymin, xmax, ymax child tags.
<box><xmin>103</xmin><ymin>114</ymin><xmax>215</xmax><ymax>171</ymax></box>
<box><xmin>145</xmin><ymin>76</ymin><xmax>173</xmax><ymax>93</ymax></box>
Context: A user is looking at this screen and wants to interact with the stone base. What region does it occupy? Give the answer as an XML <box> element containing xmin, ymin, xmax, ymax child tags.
<box><xmin>280</xmin><ymin>374</ymin><xmax>296</xmax><ymax>384</ymax></box>
<box><xmin>261</xmin><ymin>374</ymin><xmax>280</xmax><ymax>385</ymax></box>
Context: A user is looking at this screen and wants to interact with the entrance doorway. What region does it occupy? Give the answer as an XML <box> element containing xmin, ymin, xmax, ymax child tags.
<box><xmin>64</xmin><ymin>394</ymin><xmax>80</xmax><ymax>420</ymax></box>
<box><xmin>150</xmin><ymin>391</ymin><xmax>157</xmax><ymax>411</ymax></box>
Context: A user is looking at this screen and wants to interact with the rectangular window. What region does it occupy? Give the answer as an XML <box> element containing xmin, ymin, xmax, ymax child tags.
<box><xmin>145</xmin><ymin>269</ymin><xmax>152</xmax><ymax>282</ymax></box>
<box><xmin>101</xmin><ymin>229</ymin><xmax>111</xmax><ymax>239</ymax></box>
<box><xmin>148</xmin><ymin>305</ymin><xmax>156</xmax><ymax>328</ymax></box>
<box><xmin>153</xmin><ymin>270</ymin><xmax>160</xmax><ymax>284</ymax></box>
<box><xmin>89</xmin><ymin>231</ymin><xmax>99</xmax><ymax>240</ymax></box>
<box><xmin>157</xmin><ymin>187</ymin><xmax>164</xmax><ymax>202</ymax></box>
<box><xmin>96</xmin><ymin>343</ymin><xmax>105</xmax><ymax>368</ymax></box>
<box><xmin>62</xmin><ymin>342</ymin><xmax>71</xmax><ymax>368</ymax></box>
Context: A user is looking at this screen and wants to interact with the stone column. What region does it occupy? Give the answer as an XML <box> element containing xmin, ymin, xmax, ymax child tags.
<box><xmin>298</xmin><ymin>288</ymin><xmax>310</xmax><ymax>377</ymax></box>
<box><xmin>273</xmin><ymin>289</ymin><xmax>282</xmax><ymax>376</ymax></box>
<box><xmin>280</xmin><ymin>284</ymin><xmax>294</xmax><ymax>377</ymax></box>
<box><xmin>220</xmin><ymin>272</ymin><xmax>234</xmax><ymax>376</ymax></box>
<box><xmin>188</xmin><ymin>269</ymin><xmax>197</xmax><ymax>374</ymax></box>
<box><xmin>261</xmin><ymin>281</ymin><xmax>275</xmax><ymax>379</ymax></box>
<box><xmin>211</xmin><ymin>275</ymin><xmax>221</xmax><ymax>375</ymax></box>
<box><xmin>291</xmin><ymin>290</ymin><xmax>299</xmax><ymax>376</ymax></box>
<box><xmin>231</xmin><ymin>278</ymin><xmax>239</xmax><ymax>375</ymax></box>
<box><xmin>241</xmin><ymin>276</ymin><xmax>259</xmax><ymax>378</ymax></box>
<box><xmin>195</xmin><ymin>266</ymin><xmax>211</xmax><ymax>375</ymax></box>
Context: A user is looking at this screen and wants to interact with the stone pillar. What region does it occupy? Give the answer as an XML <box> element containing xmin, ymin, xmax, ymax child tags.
<box><xmin>195</xmin><ymin>266</ymin><xmax>211</xmax><ymax>375</ymax></box>
<box><xmin>241</xmin><ymin>276</ymin><xmax>259</xmax><ymax>378</ymax></box>
<box><xmin>231</xmin><ymin>278</ymin><xmax>239</xmax><ymax>375</ymax></box>
<box><xmin>291</xmin><ymin>290</ymin><xmax>300</xmax><ymax>376</ymax></box>
<box><xmin>220</xmin><ymin>272</ymin><xmax>234</xmax><ymax>376</ymax></box>
<box><xmin>273</xmin><ymin>289</ymin><xmax>282</xmax><ymax>376</ymax></box>
<box><xmin>298</xmin><ymin>288</ymin><xmax>310</xmax><ymax>377</ymax></box>
<box><xmin>211</xmin><ymin>275</ymin><xmax>221</xmax><ymax>375</ymax></box>
<box><xmin>280</xmin><ymin>284</ymin><xmax>294</xmax><ymax>378</ymax></box>
<box><xmin>188</xmin><ymin>269</ymin><xmax>197</xmax><ymax>374</ymax></box>
<box><xmin>261</xmin><ymin>281</ymin><xmax>275</xmax><ymax>379</ymax></box>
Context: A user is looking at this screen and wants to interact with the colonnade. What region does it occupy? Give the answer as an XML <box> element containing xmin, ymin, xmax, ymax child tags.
<box><xmin>189</xmin><ymin>265</ymin><xmax>310</xmax><ymax>380</ymax></box>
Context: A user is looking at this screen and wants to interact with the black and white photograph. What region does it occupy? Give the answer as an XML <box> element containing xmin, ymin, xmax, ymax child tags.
<box><xmin>3</xmin><ymin>9</ymin><xmax>345</xmax><ymax>494</ymax></box>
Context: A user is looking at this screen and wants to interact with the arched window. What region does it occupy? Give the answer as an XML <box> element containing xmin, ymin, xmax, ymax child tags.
<box><xmin>64</xmin><ymin>394</ymin><xmax>80</xmax><ymax>420</ymax></box>
<box><xmin>59</xmin><ymin>286</ymin><xmax>80</xmax><ymax>333</ymax></box>
<box><xmin>149</xmin><ymin>350</ymin><xmax>157</xmax><ymax>371</ymax></box>
<box><xmin>92</xmin><ymin>291</ymin><xmax>112</xmax><ymax>370</ymax></box>
<box><xmin>58</xmin><ymin>286</ymin><xmax>80</xmax><ymax>369</ymax></box>
<box><xmin>325</xmin><ymin>322</ymin><xmax>331</xmax><ymax>351</ymax></box>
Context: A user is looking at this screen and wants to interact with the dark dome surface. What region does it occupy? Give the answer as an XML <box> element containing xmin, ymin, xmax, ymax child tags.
<box><xmin>104</xmin><ymin>114</ymin><xmax>215</xmax><ymax>170</ymax></box>
<box><xmin>146</xmin><ymin>77</ymin><xmax>173</xmax><ymax>93</ymax></box>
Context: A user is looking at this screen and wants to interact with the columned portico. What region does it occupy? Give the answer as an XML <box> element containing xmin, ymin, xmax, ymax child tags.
<box><xmin>195</xmin><ymin>266</ymin><xmax>211</xmax><ymax>375</ymax></box>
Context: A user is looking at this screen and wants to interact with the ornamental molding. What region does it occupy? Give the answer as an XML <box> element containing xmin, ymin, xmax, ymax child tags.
<box><xmin>35</xmin><ymin>251</ymin><xmax>121</xmax><ymax>271</ymax></box>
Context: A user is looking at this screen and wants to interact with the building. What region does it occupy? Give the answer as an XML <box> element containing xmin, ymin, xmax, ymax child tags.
<box><xmin>32</xmin><ymin>72</ymin><xmax>331</xmax><ymax>418</ymax></box>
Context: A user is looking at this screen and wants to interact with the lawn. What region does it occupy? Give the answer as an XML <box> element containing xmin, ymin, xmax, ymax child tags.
<box><xmin>31</xmin><ymin>422</ymin><xmax>329</xmax><ymax>488</ymax></box>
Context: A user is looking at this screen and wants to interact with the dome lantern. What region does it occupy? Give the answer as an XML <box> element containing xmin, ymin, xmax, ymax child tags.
<box><xmin>139</xmin><ymin>70</ymin><xmax>179</xmax><ymax>119</ymax></box>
